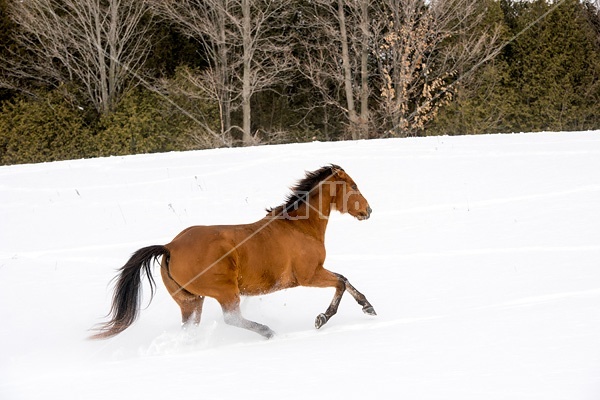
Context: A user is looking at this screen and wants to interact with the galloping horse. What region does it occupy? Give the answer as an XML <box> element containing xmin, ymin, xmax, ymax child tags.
<box><xmin>91</xmin><ymin>164</ymin><xmax>376</xmax><ymax>339</ymax></box>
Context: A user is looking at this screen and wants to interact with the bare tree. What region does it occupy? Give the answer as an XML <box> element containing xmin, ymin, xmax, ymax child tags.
<box><xmin>298</xmin><ymin>0</ymin><xmax>503</xmax><ymax>138</ymax></box>
<box><xmin>154</xmin><ymin>0</ymin><xmax>293</xmax><ymax>146</ymax></box>
<box><xmin>298</xmin><ymin>0</ymin><xmax>380</xmax><ymax>140</ymax></box>
<box><xmin>3</xmin><ymin>0</ymin><xmax>153</xmax><ymax>114</ymax></box>
<box><xmin>152</xmin><ymin>0</ymin><xmax>234</xmax><ymax>145</ymax></box>
<box><xmin>377</xmin><ymin>0</ymin><xmax>503</xmax><ymax>136</ymax></box>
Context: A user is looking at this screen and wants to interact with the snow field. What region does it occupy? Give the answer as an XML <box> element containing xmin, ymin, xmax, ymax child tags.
<box><xmin>1</xmin><ymin>131</ymin><xmax>600</xmax><ymax>399</ymax></box>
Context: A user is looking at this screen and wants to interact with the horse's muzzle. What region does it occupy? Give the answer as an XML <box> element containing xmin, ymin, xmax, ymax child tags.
<box><xmin>357</xmin><ymin>206</ymin><xmax>372</xmax><ymax>220</ymax></box>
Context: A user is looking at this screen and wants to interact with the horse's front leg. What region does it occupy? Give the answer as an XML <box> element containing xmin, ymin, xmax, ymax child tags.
<box><xmin>338</xmin><ymin>273</ymin><xmax>377</xmax><ymax>317</ymax></box>
<box><xmin>310</xmin><ymin>270</ymin><xmax>376</xmax><ymax>329</ymax></box>
<box><xmin>315</xmin><ymin>277</ymin><xmax>346</xmax><ymax>329</ymax></box>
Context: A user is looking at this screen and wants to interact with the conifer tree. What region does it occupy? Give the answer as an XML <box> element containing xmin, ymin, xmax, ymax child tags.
<box><xmin>434</xmin><ymin>0</ymin><xmax>600</xmax><ymax>135</ymax></box>
<box><xmin>507</xmin><ymin>0</ymin><xmax>600</xmax><ymax>131</ymax></box>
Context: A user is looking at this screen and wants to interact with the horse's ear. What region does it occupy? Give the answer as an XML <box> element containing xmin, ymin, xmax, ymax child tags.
<box><xmin>331</xmin><ymin>165</ymin><xmax>346</xmax><ymax>178</ymax></box>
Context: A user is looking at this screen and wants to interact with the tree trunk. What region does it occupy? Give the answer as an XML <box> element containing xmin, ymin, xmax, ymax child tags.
<box><xmin>241</xmin><ymin>0</ymin><xmax>254</xmax><ymax>145</ymax></box>
<box><xmin>359</xmin><ymin>0</ymin><xmax>370</xmax><ymax>139</ymax></box>
<box><xmin>338</xmin><ymin>0</ymin><xmax>359</xmax><ymax>139</ymax></box>
<box><xmin>108</xmin><ymin>0</ymin><xmax>119</xmax><ymax>114</ymax></box>
<box><xmin>218</xmin><ymin>5</ymin><xmax>231</xmax><ymax>138</ymax></box>
<box><xmin>95</xmin><ymin>4</ymin><xmax>109</xmax><ymax>114</ymax></box>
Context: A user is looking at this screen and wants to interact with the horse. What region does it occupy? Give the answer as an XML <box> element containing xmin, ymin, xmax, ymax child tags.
<box><xmin>91</xmin><ymin>164</ymin><xmax>376</xmax><ymax>340</ymax></box>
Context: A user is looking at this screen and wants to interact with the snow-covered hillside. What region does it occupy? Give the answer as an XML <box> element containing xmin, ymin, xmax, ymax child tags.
<box><xmin>1</xmin><ymin>132</ymin><xmax>599</xmax><ymax>399</ymax></box>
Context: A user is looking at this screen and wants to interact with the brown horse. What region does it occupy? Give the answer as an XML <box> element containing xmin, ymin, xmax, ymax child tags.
<box><xmin>91</xmin><ymin>164</ymin><xmax>375</xmax><ymax>340</ymax></box>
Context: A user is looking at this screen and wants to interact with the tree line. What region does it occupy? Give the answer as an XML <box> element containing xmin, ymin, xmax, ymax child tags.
<box><xmin>1</xmin><ymin>0</ymin><xmax>599</xmax><ymax>165</ymax></box>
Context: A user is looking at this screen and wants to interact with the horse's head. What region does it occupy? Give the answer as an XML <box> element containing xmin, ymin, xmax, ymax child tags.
<box><xmin>330</xmin><ymin>166</ymin><xmax>372</xmax><ymax>221</ymax></box>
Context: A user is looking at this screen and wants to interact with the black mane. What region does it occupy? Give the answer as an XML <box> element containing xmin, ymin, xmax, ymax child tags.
<box><xmin>267</xmin><ymin>164</ymin><xmax>343</xmax><ymax>217</ymax></box>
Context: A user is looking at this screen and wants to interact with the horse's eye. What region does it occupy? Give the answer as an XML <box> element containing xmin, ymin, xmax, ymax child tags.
<box><xmin>351</xmin><ymin>184</ymin><xmax>358</xmax><ymax>191</ymax></box>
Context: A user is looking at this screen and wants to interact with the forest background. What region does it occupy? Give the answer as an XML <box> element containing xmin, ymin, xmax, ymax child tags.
<box><xmin>0</xmin><ymin>0</ymin><xmax>599</xmax><ymax>165</ymax></box>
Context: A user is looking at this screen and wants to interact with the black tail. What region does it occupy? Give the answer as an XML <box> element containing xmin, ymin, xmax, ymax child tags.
<box><xmin>90</xmin><ymin>245</ymin><xmax>169</xmax><ymax>339</ymax></box>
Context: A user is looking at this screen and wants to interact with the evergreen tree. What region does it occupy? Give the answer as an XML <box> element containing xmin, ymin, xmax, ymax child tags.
<box><xmin>503</xmin><ymin>0</ymin><xmax>600</xmax><ymax>131</ymax></box>
<box><xmin>434</xmin><ymin>0</ymin><xmax>600</xmax><ymax>134</ymax></box>
<box><xmin>0</xmin><ymin>90</ymin><xmax>95</xmax><ymax>165</ymax></box>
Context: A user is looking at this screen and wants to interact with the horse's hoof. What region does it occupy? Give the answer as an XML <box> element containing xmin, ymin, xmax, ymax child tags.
<box><xmin>315</xmin><ymin>313</ymin><xmax>328</xmax><ymax>329</ymax></box>
<box><xmin>363</xmin><ymin>305</ymin><xmax>377</xmax><ymax>316</ymax></box>
<box><xmin>261</xmin><ymin>327</ymin><xmax>276</xmax><ymax>339</ymax></box>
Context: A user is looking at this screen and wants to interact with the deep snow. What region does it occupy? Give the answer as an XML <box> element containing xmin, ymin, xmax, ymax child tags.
<box><xmin>1</xmin><ymin>131</ymin><xmax>600</xmax><ymax>399</ymax></box>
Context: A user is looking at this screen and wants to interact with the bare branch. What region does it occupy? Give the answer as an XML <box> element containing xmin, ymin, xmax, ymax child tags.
<box><xmin>152</xmin><ymin>0</ymin><xmax>294</xmax><ymax>146</ymax></box>
<box><xmin>3</xmin><ymin>0</ymin><xmax>153</xmax><ymax>114</ymax></box>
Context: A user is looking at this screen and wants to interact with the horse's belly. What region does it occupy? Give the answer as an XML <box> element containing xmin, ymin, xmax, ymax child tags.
<box><xmin>237</xmin><ymin>265</ymin><xmax>297</xmax><ymax>296</ymax></box>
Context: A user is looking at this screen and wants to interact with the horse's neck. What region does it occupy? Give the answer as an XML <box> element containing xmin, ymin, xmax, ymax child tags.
<box><xmin>296</xmin><ymin>193</ymin><xmax>333</xmax><ymax>242</ymax></box>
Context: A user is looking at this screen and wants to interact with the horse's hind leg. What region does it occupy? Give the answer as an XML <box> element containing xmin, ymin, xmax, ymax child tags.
<box><xmin>218</xmin><ymin>295</ymin><xmax>275</xmax><ymax>339</ymax></box>
<box><xmin>160</xmin><ymin>263</ymin><xmax>205</xmax><ymax>326</ymax></box>
<box><xmin>180</xmin><ymin>296</ymin><xmax>205</xmax><ymax>326</ymax></box>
